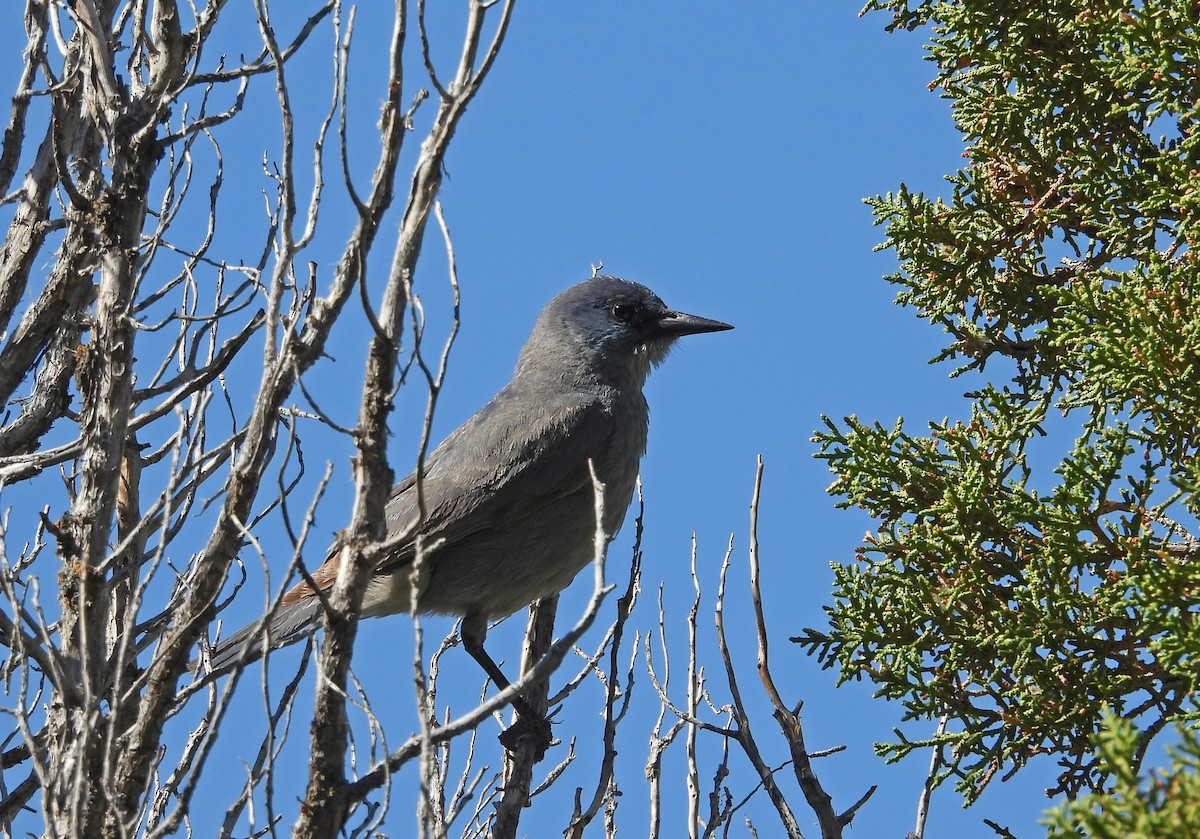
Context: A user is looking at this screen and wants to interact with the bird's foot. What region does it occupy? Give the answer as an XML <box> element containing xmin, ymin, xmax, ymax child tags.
<box><xmin>499</xmin><ymin>704</ymin><xmax>556</xmax><ymax>758</ymax></box>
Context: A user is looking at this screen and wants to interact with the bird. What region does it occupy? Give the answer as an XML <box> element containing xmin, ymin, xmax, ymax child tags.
<box><xmin>202</xmin><ymin>276</ymin><xmax>731</xmax><ymax>743</ymax></box>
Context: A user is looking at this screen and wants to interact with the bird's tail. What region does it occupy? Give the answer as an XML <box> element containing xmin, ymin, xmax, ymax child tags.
<box><xmin>199</xmin><ymin>596</ymin><xmax>324</xmax><ymax>678</ymax></box>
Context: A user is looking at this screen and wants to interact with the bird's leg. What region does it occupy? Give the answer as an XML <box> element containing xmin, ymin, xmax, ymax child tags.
<box><xmin>461</xmin><ymin>612</ymin><xmax>553</xmax><ymax>755</ymax></box>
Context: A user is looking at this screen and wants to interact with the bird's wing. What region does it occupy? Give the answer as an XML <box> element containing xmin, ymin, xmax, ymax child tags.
<box><xmin>377</xmin><ymin>390</ymin><xmax>615</xmax><ymax>568</ymax></box>
<box><xmin>282</xmin><ymin>388</ymin><xmax>615</xmax><ymax>602</ymax></box>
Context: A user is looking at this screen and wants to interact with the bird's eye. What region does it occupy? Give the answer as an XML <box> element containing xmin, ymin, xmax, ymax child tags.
<box><xmin>611</xmin><ymin>303</ymin><xmax>638</xmax><ymax>323</ymax></box>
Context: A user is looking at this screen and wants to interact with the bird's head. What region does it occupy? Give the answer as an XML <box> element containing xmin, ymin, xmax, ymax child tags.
<box><xmin>517</xmin><ymin>276</ymin><xmax>732</xmax><ymax>387</ymax></box>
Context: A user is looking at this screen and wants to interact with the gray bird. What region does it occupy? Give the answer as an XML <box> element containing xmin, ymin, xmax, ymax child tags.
<box><xmin>206</xmin><ymin>276</ymin><xmax>731</xmax><ymax>734</ymax></box>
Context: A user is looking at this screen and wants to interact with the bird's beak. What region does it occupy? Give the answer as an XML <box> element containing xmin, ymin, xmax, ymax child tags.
<box><xmin>654</xmin><ymin>309</ymin><xmax>734</xmax><ymax>337</ymax></box>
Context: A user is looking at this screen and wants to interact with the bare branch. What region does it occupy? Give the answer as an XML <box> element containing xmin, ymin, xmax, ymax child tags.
<box><xmin>909</xmin><ymin>716</ymin><xmax>949</xmax><ymax>839</ymax></box>
<box><xmin>565</xmin><ymin>492</ymin><xmax>643</xmax><ymax>837</ymax></box>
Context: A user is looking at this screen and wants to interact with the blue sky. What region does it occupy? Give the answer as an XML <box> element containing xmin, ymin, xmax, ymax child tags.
<box><xmin>0</xmin><ymin>2</ymin><xmax>1071</xmax><ymax>836</ymax></box>
<box><xmin>394</xmin><ymin>5</ymin><xmax>1056</xmax><ymax>833</ymax></box>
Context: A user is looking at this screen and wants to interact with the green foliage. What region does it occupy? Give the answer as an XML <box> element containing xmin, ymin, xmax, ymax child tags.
<box><xmin>798</xmin><ymin>0</ymin><xmax>1200</xmax><ymax>813</ymax></box>
<box><xmin>1044</xmin><ymin>714</ymin><xmax>1200</xmax><ymax>838</ymax></box>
